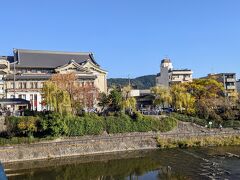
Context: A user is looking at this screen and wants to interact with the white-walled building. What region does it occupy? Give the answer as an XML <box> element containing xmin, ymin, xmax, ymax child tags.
<box><xmin>0</xmin><ymin>49</ymin><xmax>107</xmax><ymax>111</ymax></box>
<box><xmin>156</xmin><ymin>58</ymin><xmax>193</xmax><ymax>87</ymax></box>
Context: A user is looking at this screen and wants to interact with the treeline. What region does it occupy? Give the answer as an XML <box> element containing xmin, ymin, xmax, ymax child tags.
<box><xmin>151</xmin><ymin>78</ymin><xmax>240</xmax><ymax>126</ymax></box>
<box><xmin>108</xmin><ymin>75</ymin><xmax>156</xmax><ymax>89</ymax></box>
<box><xmin>4</xmin><ymin>113</ymin><xmax>177</xmax><ymax>138</ymax></box>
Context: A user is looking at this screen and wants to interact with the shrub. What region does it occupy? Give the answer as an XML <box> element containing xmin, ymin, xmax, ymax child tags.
<box><xmin>40</xmin><ymin>113</ymin><xmax>69</xmax><ymax>137</ymax></box>
<box><xmin>4</xmin><ymin>116</ymin><xmax>19</xmax><ymax>137</ymax></box>
<box><xmin>65</xmin><ymin>116</ymin><xmax>85</xmax><ymax>136</ymax></box>
<box><xmin>17</xmin><ymin>116</ymin><xmax>38</xmax><ymax>137</ymax></box>
<box><xmin>171</xmin><ymin>113</ymin><xmax>207</xmax><ymax>126</ymax></box>
<box><xmin>105</xmin><ymin>114</ymin><xmax>133</xmax><ymax>134</ymax></box>
<box><xmin>223</xmin><ymin>120</ymin><xmax>240</xmax><ymax>128</ymax></box>
<box><xmin>84</xmin><ymin>114</ymin><xmax>105</xmax><ymax>135</ymax></box>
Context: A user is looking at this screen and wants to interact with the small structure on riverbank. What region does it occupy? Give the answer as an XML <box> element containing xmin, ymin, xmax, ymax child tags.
<box><xmin>0</xmin><ymin>98</ymin><xmax>31</xmax><ymax>116</ymax></box>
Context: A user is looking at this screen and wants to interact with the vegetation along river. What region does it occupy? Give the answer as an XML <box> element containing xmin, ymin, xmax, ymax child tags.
<box><xmin>4</xmin><ymin>146</ymin><xmax>240</xmax><ymax>180</ymax></box>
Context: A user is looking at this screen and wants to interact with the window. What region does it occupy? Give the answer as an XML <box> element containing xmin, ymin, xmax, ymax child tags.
<box><xmin>22</xmin><ymin>94</ymin><xmax>26</xmax><ymax>99</ymax></box>
<box><xmin>34</xmin><ymin>82</ymin><xmax>38</xmax><ymax>89</ymax></box>
<box><xmin>30</xmin><ymin>94</ymin><xmax>33</xmax><ymax>110</ymax></box>
<box><xmin>18</xmin><ymin>82</ymin><xmax>22</xmax><ymax>89</ymax></box>
<box><xmin>23</xmin><ymin>82</ymin><xmax>27</xmax><ymax>89</ymax></box>
<box><xmin>34</xmin><ymin>94</ymin><xmax>38</xmax><ymax>110</ymax></box>
<box><xmin>30</xmin><ymin>82</ymin><xmax>34</xmax><ymax>89</ymax></box>
<box><xmin>10</xmin><ymin>82</ymin><xmax>14</xmax><ymax>89</ymax></box>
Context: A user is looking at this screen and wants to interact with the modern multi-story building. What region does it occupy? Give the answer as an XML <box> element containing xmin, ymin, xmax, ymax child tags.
<box><xmin>0</xmin><ymin>49</ymin><xmax>107</xmax><ymax>111</ymax></box>
<box><xmin>203</xmin><ymin>73</ymin><xmax>237</xmax><ymax>98</ymax></box>
<box><xmin>236</xmin><ymin>79</ymin><xmax>240</xmax><ymax>93</ymax></box>
<box><xmin>156</xmin><ymin>58</ymin><xmax>193</xmax><ymax>87</ymax></box>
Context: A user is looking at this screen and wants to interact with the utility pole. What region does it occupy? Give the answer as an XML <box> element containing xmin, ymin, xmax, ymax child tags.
<box><xmin>13</xmin><ymin>62</ymin><xmax>16</xmax><ymax>98</ymax></box>
<box><xmin>128</xmin><ymin>74</ymin><xmax>131</xmax><ymax>86</ymax></box>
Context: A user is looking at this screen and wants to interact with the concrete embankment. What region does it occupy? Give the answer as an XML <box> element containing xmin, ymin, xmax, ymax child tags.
<box><xmin>0</xmin><ymin>133</ymin><xmax>158</xmax><ymax>163</ymax></box>
<box><xmin>1</xmin><ymin>128</ymin><xmax>240</xmax><ymax>163</ymax></box>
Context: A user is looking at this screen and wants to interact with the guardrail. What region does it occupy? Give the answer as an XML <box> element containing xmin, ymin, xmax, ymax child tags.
<box><xmin>0</xmin><ymin>131</ymin><xmax>240</xmax><ymax>150</ymax></box>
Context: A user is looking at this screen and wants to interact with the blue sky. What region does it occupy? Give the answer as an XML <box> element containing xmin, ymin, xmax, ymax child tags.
<box><xmin>0</xmin><ymin>0</ymin><xmax>240</xmax><ymax>78</ymax></box>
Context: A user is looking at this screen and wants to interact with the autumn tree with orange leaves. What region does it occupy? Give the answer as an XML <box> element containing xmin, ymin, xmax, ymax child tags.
<box><xmin>43</xmin><ymin>73</ymin><xmax>99</xmax><ymax>114</ymax></box>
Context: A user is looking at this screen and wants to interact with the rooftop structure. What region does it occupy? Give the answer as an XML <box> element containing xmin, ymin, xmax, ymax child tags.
<box><xmin>156</xmin><ymin>58</ymin><xmax>193</xmax><ymax>87</ymax></box>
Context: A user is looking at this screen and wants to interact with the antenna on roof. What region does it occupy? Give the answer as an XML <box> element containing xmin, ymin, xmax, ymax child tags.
<box><xmin>211</xmin><ymin>66</ymin><xmax>215</xmax><ymax>74</ymax></box>
<box><xmin>128</xmin><ymin>74</ymin><xmax>131</xmax><ymax>86</ymax></box>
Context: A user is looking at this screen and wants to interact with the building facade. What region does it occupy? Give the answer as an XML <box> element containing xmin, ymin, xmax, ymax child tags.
<box><xmin>0</xmin><ymin>49</ymin><xmax>107</xmax><ymax>111</ymax></box>
<box><xmin>237</xmin><ymin>79</ymin><xmax>240</xmax><ymax>93</ymax></box>
<box><xmin>156</xmin><ymin>58</ymin><xmax>193</xmax><ymax>87</ymax></box>
<box><xmin>203</xmin><ymin>73</ymin><xmax>237</xmax><ymax>98</ymax></box>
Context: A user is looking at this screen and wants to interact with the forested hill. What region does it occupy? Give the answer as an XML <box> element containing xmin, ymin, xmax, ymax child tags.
<box><xmin>108</xmin><ymin>75</ymin><xmax>156</xmax><ymax>89</ymax></box>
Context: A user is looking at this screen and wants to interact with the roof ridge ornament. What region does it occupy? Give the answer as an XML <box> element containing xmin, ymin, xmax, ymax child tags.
<box><xmin>69</xmin><ymin>59</ymin><xmax>76</xmax><ymax>64</ymax></box>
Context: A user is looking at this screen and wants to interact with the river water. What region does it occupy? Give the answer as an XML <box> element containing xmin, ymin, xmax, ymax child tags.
<box><xmin>4</xmin><ymin>146</ymin><xmax>240</xmax><ymax>180</ymax></box>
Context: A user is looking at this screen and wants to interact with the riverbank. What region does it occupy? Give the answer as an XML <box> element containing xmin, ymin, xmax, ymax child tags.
<box><xmin>1</xmin><ymin>128</ymin><xmax>240</xmax><ymax>163</ymax></box>
<box><xmin>157</xmin><ymin>135</ymin><xmax>240</xmax><ymax>149</ymax></box>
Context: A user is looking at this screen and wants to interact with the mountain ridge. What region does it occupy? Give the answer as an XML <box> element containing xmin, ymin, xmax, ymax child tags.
<box><xmin>108</xmin><ymin>75</ymin><xmax>156</xmax><ymax>89</ymax></box>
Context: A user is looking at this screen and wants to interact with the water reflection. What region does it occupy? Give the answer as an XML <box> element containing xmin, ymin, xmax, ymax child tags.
<box><xmin>5</xmin><ymin>147</ymin><xmax>240</xmax><ymax>180</ymax></box>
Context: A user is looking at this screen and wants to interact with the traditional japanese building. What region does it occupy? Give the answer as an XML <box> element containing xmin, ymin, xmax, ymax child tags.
<box><xmin>0</xmin><ymin>49</ymin><xmax>107</xmax><ymax>111</ymax></box>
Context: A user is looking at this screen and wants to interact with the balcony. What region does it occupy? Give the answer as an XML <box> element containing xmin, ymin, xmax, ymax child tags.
<box><xmin>226</xmin><ymin>78</ymin><xmax>235</xmax><ymax>82</ymax></box>
<box><xmin>226</xmin><ymin>85</ymin><xmax>236</xmax><ymax>90</ymax></box>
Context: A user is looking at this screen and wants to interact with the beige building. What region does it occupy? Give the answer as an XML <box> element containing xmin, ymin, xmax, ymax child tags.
<box><xmin>0</xmin><ymin>49</ymin><xmax>107</xmax><ymax>111</ymax></box>
<box><xmin>203</xmin><ymin>73</ymin><xmax>237</xmax><ymax>98</ymax></box>
<box><xmin>156</xmin><ymin>58</ymin><xmax>193</xmax><ymax>87</ymax></box>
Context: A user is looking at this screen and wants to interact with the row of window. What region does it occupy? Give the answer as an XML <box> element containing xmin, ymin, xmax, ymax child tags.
<box><xmin>8</xmin><ymin>82</ymin><xmax>43</xmax><ymax>89</ymax></box>
<box><xmin>7</xmin><ymin>81</ymin><xmax>95</xmax><ymax>89</ymax></box>
<box><xmin>14</xmin><ymin>69</ymin><xmax>53</xmax><ymax>74</ymax></box>
<box><xmin>171</xmin><ymin>74</ymin><xmax>191</xmax><ymax>80</ymax></box>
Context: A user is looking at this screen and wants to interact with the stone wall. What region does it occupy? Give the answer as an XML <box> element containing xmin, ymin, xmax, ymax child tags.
<box><xmin>1</xmin><ymin>130</ymin><xmax>240</xmax><ymax>163</ymax></box>
<box><xmin>0</xmin><ymin>134</ymin><xmax>157</xmax><ymax>163</ymax></box>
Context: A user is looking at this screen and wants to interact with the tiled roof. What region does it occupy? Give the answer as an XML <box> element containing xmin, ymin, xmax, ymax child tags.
<box><xmin>12</xmin><ymin>49</ymin><xmax>99</xmax><ymax>68</ymax></box>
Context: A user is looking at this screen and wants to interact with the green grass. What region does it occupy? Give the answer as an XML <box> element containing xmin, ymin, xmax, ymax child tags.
<box><xmin>0</xmin><ymin>136</ymin><xmax>56</xmax><ymax>146</ymax></box>
<box><xmin>157</xmin><ymin>136</ymin><xmax>240</xmax><ymax>149</ymax></box>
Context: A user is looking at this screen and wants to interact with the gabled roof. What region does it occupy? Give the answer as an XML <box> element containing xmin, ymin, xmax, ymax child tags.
<box><xmin>12</xmin><ymin>49</ymin><xmax>99</xmax><ymax>68</ymax></box>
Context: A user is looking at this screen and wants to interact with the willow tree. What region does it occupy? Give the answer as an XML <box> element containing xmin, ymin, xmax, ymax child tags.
<box><xmin>151</xmin><ymin>86</ymin><xmax>172</xmax><ymax>108</ymax></box>
<box><xmin>48</xmin><ymin>73</ymin><xmax>99</xmax><ymax>114</ymax></box>
<box><xmin>121</xmin><ymin>85</ymin><xmax>136</xmax><ymax>112</ymax></box>
<box><xmin>182</xmin><ymin>92</ymin><xmax>196</xmax><ymax>115</ymax></box>
<box><xmin>42</xmin><ymin>81</ymin><xmax>72</xmax><ymax>115</ymax></box>
<box><xmin>170</xmin><ymin>84</ymin><xmax>188</xmax><ymax>112</ymax></box>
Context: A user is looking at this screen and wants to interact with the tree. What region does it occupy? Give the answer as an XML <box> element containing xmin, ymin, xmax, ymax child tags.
<box><xmin>98</xmin><ymin>92</ymin><xmax>110</xmax><ymax>112</ymax></box>
<box><xmin>151</xmin><ymin>86</ymin><xmax>172</xmax><ymax>108</ymax></box>
<box><xmin>42</xmin><ymin>81</ymin><xmax>72</xmax><ymax>115</ymax></box>
<box><xmin>182</xmin><ymin>92</ymin><xmax>196</xmax><ymax>115</ymax></box>
<box><xmin>170</xmin><ymin>84</ymin><xmax>187</xmax><ymax>112</ymax></box>
<box><xmin>122</xmin><ymin>85</ymin><xmax>136</xmax><ymax>112</ymax></box>
<box><xmin>108</xmin><ymin>87</ymin><xmax>123</xmax><ymax>112</ymax></box>
<box><xmin>185</xmin><ymin>79</ymin><xmax>224</xmax><ymax>100</ymax></box>
<box><xmin>43</xmin><ymin>73</ymin><xmax>99</xmax><ymax>114</ymax></box>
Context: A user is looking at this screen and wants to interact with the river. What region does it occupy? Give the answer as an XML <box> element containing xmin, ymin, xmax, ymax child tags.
<box><xmin>4</xmin><ymin>146</ymin><xmax>240</xmax><ymax>180</ymax></box>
